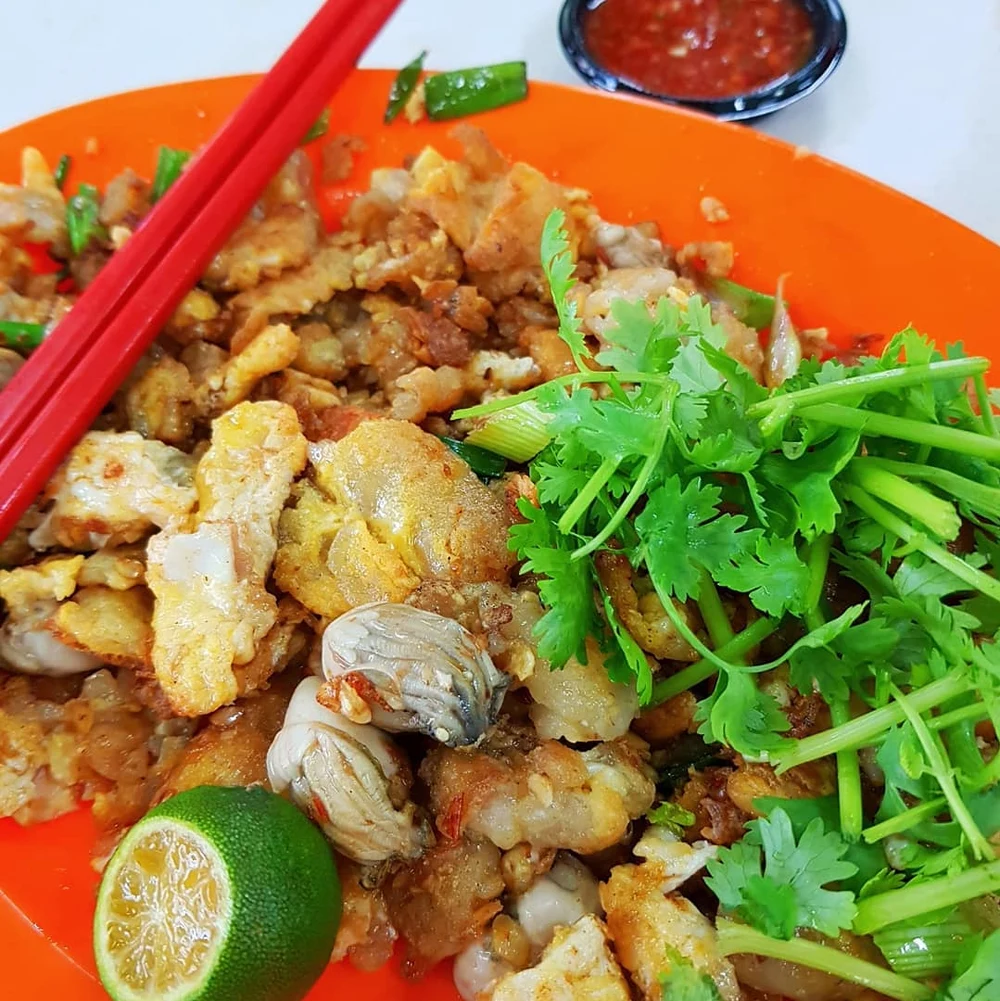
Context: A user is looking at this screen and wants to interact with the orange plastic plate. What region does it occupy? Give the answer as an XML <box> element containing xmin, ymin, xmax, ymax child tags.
<box><xmin>1</xmin><ymin>69</ymin><xmax>998</xmax><ymax>999</ymax></box>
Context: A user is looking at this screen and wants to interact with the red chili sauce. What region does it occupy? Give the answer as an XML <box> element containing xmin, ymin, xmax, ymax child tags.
<box><xmin>582</xmin><ymin>0</ymin><xmax>816</xmax><ymax>100</ymax></box>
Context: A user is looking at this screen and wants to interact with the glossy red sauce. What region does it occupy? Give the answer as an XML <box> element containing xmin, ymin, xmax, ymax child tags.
<box><xmin>583</xmin><ymin>0</ymin><xmax>816</xmax><ymax>100</ymax></box>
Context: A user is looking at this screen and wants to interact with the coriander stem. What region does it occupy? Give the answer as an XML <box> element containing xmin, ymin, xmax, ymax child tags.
<box><xmin>843</xmin><ymin>485</ymin><xmax>1000</xmax><ymax>603</ymax></box>
<box><xmin>746</xmin><ymin>356</ymin><xmax>988</xmax><ymax>418</ymax></box>
<box><xmin>849</xmin><ymin>460</ymin><xmax>961</xmax><ymax>541</ymax></box>
<box><xmin>774</xmin><ymin>672</ymin><xmax>971</xmax><ymax>772</ymax></box>
<box><xmin>862</xmin><ymin>457</ymin><xmax>1000</xmax><ymax>520</ymax></box>
<box><xmin>861</xmin><ymin>797</ymin><xmax>947</xmax><ymax>843</ymax></box>
<box><xmin>557</xmin><ymin>456</ymin><xmax>619</xmax><ymax>534</ymax></box>
<box><xmin>572</xmin><ymin>384</ymin><xmax>677</xmax><ymax>560</ymax></box>
<box><xmin>797</xmin><ymin>403</ymin><xmax>1000</xmax><ymax>461</ymax></box>
<box><xmin>697</xmin><ymin>574</ymin><xmax>735</xmax><ymax>648</ymax></box>
<box><xmin>452</xmin><ymin>370</ymin><xmax>672</xmax><ymax>419</ymax></box>
<box><xmin>853</xmin><ymin>859</ymin><xmax>1000</xmax><ymax>935</ymax></box>
<box><xmin>889</xmin><ymin>683</ymin><xmax>992</xmax><ymax>860</ymax></box>
<box><xmin>830</xmin><ymin>699</ymin><xmax>864</xmax><ymax>842</ymax></box>
<box><xmin>974</xmin><ymin>373</ymin><xmax>998</xmax><ymax>437</ymax></box>
<box><xmin>650</xmin><ymin>617</ymin><xmax>779</xmax><ymax>704</ymax></box>
<box><xmin>803</xmin><ymin>534</ymin><xmax>832</xmax><ymax>632</ymax></box>
<box><xmin>928</xmin><ymin>701</ymin><xmax>990</xmax><ymax>732</ymax></box>
<box><xmin>716</xmin><ymin>919</ymin><xmax>930</xmax><ymax>1001</ymax></box>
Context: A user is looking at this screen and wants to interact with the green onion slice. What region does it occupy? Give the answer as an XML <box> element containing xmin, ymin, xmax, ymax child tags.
<box><xmin>0</xmin><ymin>320</ymin><xmax>46</xmax><ymax>352</ymax></box>
<box><xmin>53</xmin><ymin>154</ymin><xmax>71</xmax><ymax>191</ymax></box>
<box><xmin>301</xmin><ymin>108</ymin><xmax>330</xmax><ymax>145</ymax></box>
<box><xmin>151</xmin><ymin>146</ymin><xmax>192</xmax><ymax>202</ymax></box>
<box><xmin>439</xmin><ymin>436</ymin><xmax>508</xmax><ymax>479</ymax></box>
<box><xmin>66</xmin><ymin>183</ymin><xmax>105</xmax><ymax>255</ymax></box>
<box><xmin>385</xmin><ymin>51</ymin><xmax>428</xmax><ymax>123</ymax></box>
<box><xmin>424</xmin><ymin>61</ymin><xmax>528</xmax><ymax>122</ymax></box>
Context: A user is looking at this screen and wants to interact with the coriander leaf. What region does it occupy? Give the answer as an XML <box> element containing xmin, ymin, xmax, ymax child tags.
<box><xmin>715</xmin><ymin>535</ymin><xmax>811</xmax><ymax>617</ymax></box>
<box><xmin>532</xmin><ymin>461</ymin><xmax>593</xmax><ymax>507</ymax></box>
<box><xmin>696</xmin><ymin>669</ymin><xmax>790</xmax><ymax>757</ymax></box>
<box><xmin>895</xmin><ymin>552</ymin><xmax>985</xmax><ymax>599</ymax></box>
<box><xmin>743</xmin><ymin>876</ymin><xmax>798</xmax><ymax>939</ymax></box>
<box><xmin>597</xmin><ymin>296</ymin><xmax>679</xmax><ymax>374</ymax></box>
<box><xmin>659</xmin><ymin>947</ymin><xmax>722</xmax><ymax>1001</ymax></box>
<box><xmin>541</xmin><ymin>209</ymin><xmax>589</xmax><ymax>368</ymax></box>
<box><xmin>670</xmin><ymin>297</ymin><xmax>728</xmax><ymax>396</ymax></box>
<box><xmin>647</xmin><ymin>801</ymin><xmax>696</xmax><ymax>837</ymax></box>
<box><xmin>509</xmin><ymin>500</ymin><xmax>598</xmax><ymax>666</ymax></box>
<box><xmin>637</xmin><ymin>476</ymin><xmax>757</xmax><ymax>604</ymax></box>
<box><xmin>706</xmin><ymin>808</ymin><xmax>858</xmax><ymax>940</ymax></box>
<box><xmin>602</xmin><ymin>587</ymin><xmax>654</xmax><ymax>703</ymax></box>
<box><xmin>758</xmin><ymin>430</ymin><xmax>859</xmax><ymax>539</ymax></box>
<box><xmin>940</xmin><ymin>929</ymin><xmax>1000</xmax><ymax>1001</ymax></box>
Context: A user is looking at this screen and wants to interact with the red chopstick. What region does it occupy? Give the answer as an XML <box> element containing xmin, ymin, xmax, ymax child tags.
<box><xmin>0</xmin><ymin>0</ymin><xmax>401</xmax><ymax>540</ymax></box>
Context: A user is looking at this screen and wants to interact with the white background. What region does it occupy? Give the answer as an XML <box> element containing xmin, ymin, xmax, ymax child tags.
<box><xmin>2</xmin><ymin>0</ymin><xmax>997</xmax><ymax>242</ymax></box>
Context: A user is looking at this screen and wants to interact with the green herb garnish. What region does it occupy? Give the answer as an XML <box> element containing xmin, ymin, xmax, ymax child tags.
<box><xmin>438</xmin><ymin>436</ymin><xmax>507</xmax><ymax>480</ymax></box>
<box><xmin>0</xmin><ymin>320</ymin><xmax>45</xmax><ymax>352</ymax></box>
<box><xmin>151</xmin><ymin>146</ymin><xmax>191</xmax><ymax>202</ymax></box>
<box><xmin>384</xmin><ymin>50</ymin><xmax>427</xmax><ymax>123</ymax></box>
<box><xmin>424</xmin><ymin>61</ymin><xmax>528</xmax><ymax>121</ymax></box>
<box><xmin>53</xmin><ymin>154</ymin><xmax>71</xmax><ymax>191</ymax></box>
<box><xmin>66</xmin><ymin>183</ymin><xmax>105</xmax><ymax>254</ymax></box>
<box><xmin>301</xmin><ymin>108</ymin><xmax>330</xmax><ymax>145</ymax></box>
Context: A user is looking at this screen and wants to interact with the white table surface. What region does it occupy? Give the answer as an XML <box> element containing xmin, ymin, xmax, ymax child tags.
<box><xmin>2</xmin><ymin>0</ymin><xmax>997</xmax><ymax>243</ymax></box>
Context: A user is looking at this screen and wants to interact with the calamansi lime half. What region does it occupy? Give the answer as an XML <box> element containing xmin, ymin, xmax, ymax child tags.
<box><xmin>94</xmin><ymin>784</ymin><xmax>341</xmax><ymax>1001</ymax></box>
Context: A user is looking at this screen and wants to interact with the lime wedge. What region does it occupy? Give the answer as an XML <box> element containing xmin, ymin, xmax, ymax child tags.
<box><xmin>94</xmin><ymin>785</ymin><xmax>340</xmax><ymax>1001</ymax></box>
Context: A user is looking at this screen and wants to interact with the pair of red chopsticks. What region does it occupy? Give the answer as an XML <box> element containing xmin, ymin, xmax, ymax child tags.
<box><xmin>0</xmin><ymin>0</ymin><xmax>401</xmax><ymax>541</ymax></box>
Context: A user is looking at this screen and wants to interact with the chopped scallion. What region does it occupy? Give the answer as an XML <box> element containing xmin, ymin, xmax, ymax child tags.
<box><xmin>151</xmin><ymin>146</ymin><xmax>191</xmax><ymax>202</ymax></box>
<box><xmin>873</xmin><ymin>912</ymin><xmax>974</xmax><ymax>978</ymax></box>
<box><xmin>464</xmin><ymin>400</ymin><xmax>552</xmax><ymax>461</ymax></box>
<box><xmin>53</xmin><ymin>154</ymin><xmax>71</xmax><ymax>191</ymax></box>
<box><xmin>0</xmin><ymin>320</ymin><xmax>45</xmax><ymax>352</ymax></box>
<box><xmin>385</xmin><ymin>51</ymin><xmax>428</xmax><ymax>123</ymax></box>
<box><xmin>66</xmin><ymin>183</ymin><xmax>105</xmax><ymax>255</ymax></box>
<box><xmin>301</xmin><ymin>108</ymin><xmax>330</xmax><ymax>145</ymax></box>
<box><xmin>439</xmin><ymin>436</ymin><xmax>508</xmax><ymax>480</ymax></box>
<box><xmin>424</xmin><ymin>61</ymin><xmax>528</xmax><ymax>121</ymax></box>
<box><xmin>707</xmin><ymin>276</ymin><xmax>777</xmax><ymax>330</ymax></box>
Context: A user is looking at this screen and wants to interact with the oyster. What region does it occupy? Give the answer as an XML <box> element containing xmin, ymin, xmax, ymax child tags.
<box><xmin>319</xmin><ymin>602</ymin><xmax>509</xmax><ymax>747</ymax></box>
<box><xmin>266</xmin><ymin>676</ymin><xmax>431</xmax><ymax>863</ymax></box>
<box><xmin>0</xmin><ymin>599</ymin><xmax>103</xmax><ymax>676</ymax></box>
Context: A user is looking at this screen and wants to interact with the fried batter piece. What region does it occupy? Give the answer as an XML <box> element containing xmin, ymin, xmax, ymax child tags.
<box><xmin>146</xmin><ymin>401</ymin><xmax>307</xmax><ymax>716</ymax></box>
<box><xmin>490</xmin><ymin>915</ymin><xmax>632</xmax><ymax>1001</ymax></box>
<box><xmin>275</xmin><ymin>419</ymin><xmax>513</xmax><ymax>618</ymax></box>
<box><xmin>524</xmin><ymin>636</ymin><xmax>639</xmax><ymax>743</ymax></box>
<box><xmin>28</xmin><ymin>432</ymin><xmax>197</xmax><ymax>551</ymax></box>
<box><xmin>422</xmin><ymin>724</ymin><xmax>655</xmax><ymax>854</ymax></box>
<box><xmin>601</xmin><ymin>841</ymin><xmax>741</xmax><ymax>1001</ymax></box>
<box><xmin>385</xmin><ymin>837</ymin><xmax>505</xmax><ymax>979</ymax></box>
<box><xmin>203</xmin><ymin>150</ymin><xmax>321</xmax><ymax>292</ymax></box>
<box><xmin>155</xmin><ymin>673</ymin><xmax>296</xmax><ymax>801</ymax></box>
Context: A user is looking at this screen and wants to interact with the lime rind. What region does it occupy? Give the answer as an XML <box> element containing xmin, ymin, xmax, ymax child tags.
<box><xmin>94</xmin><ymin>785</ymin><xmax>341</xmax><ymax>1001</ymax></box>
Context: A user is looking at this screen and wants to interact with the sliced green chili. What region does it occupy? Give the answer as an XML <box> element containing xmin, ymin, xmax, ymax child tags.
<box><xmin>385</xmin><ymin>50</ymin><xmax>428</xmax><ymax>123</ymax></box>
<box><xmin>424</xmin><ymin>61</ymin><xmax>528</xmax><ymax>121</ymax></box>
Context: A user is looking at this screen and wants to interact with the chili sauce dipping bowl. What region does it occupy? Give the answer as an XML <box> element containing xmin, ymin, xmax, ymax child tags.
<box><xmin>558</xmin><ymin>0</ymin><xmax>847</xmax><ymax>123</ymax></box>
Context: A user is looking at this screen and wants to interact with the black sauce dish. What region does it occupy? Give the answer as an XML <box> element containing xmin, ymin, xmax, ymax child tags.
<box><xmin>558</xmin><ymin>0</ymin><xmax>847</xmax><ymax>123</ymax></box>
